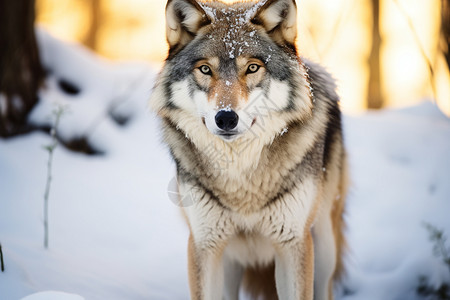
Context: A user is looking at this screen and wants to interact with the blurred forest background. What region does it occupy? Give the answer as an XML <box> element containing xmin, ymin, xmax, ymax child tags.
<box><xmin>1</xmin><ymin>0</ymin><xmax>449</xmax><ymax>138</ymax></box>
<box><xmin>34</xmin><ymin>0</ymin><xmax>450</xmax><ymax>114</ymax></box>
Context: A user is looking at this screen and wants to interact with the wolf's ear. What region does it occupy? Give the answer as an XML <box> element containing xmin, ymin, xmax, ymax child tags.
<box><xmin>251</xmin><ymin>0</ymin><xmax>297</xmax><ymax>47</ymax></box>
<box><xmin>165</xmin><ymin>0</ymin><xmax>210</xmax><ymax>53</ymax></box>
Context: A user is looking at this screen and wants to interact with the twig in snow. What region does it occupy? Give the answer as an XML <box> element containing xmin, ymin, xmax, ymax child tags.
<box><xmin>42</xmin><ymin>105</ymin><xmax>67</xmax><ymax>249</ymax></box>
<box><xmin>0</xmin><ymin>243</ymin><xmax>4</xmax><ymax>272</ymax></box>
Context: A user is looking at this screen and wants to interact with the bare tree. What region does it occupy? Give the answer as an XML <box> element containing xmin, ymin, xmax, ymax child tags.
<box><xmin>85</xmin><ymin>0</ymin><xmax>102</xmax><ymax>51</ymax></box>
<box><xmin>0</xmin><ymin>0</ymin><xmax>45</xmax><ymax>137</ymax></box>
<box><xmin>367</xmin><ymin>0</ymin><xmax>383</xmax><ymax>109</ymax></box>
<box><xmin>442</xmin><ymin>0</ymin><xmax>450</xmax><ymax>70</ymax></box>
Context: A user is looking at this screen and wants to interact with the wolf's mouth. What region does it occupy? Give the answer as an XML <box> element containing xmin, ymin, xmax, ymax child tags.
<box><xmin>202</xmin><ymin>116</ymin><xmax>257</xmax><ymax>141</ymax></box>
<box><xmin>219</xmin><ymin>132</ymin><xmax>238</xmax><ymax>140</ymax></box>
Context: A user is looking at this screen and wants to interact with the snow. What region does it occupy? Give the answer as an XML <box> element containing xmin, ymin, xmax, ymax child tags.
<box><xmin>341</xmin><ymin>103</ymin><xmax>450</xmax><ymax>299</ymax></box>
<box><xmin>21</xmin><ymin>291</ymin><xmax>84</xmax><ymax>300</ymax></box>
<box><xmin>244</xmin><ymin>0</ymin><xmax>268</xmax><ymax>20</ymax></box>
<box><xmin>1</xmin><ymin>31</ymin><xmax>450</xmax><ymax>300</ymax></box>
<box><xmin>31</xmin><ymin>29</ymin><xmax>156</xmax><ymax>153</ymax></box>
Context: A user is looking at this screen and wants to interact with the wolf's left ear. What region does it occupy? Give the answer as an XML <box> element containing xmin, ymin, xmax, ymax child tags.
<box><xmin>251</xmin><ymin>0</ymin><xmax>297</xmax><ymax>47</ymax></box>
<box><xmin>165</xmin><ymin>0</ymin><xmax>211</xmax><ymax>54</ymax></box>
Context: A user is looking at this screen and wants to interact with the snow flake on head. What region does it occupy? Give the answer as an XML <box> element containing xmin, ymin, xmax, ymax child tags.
<box><xmin>223</xmin><ymin>12</ymin><xmax>247</xmax><ymax>59</ymax></box>
<box><xmin>216</xmin><ymin>103</ymin><xmax>232</xmax><ymax>112</ymax></box>
<box><xmin>244</xmin><ymin>0</ymin><xmax>268</xmax><ymax>20</ymax></box>
<box><xmin>201</xmin><ymin>1</ymin><xmax>268</xmax><ymax>60</ymax></box>
<box><xmin>200</xmin><ymin>4</ymin><xmax>217</xmax><ymax>20</ymax></box>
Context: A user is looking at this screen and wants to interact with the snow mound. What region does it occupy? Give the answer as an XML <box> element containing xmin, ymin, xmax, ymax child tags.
<box><xmin>341</xmin><ymin>101</ymin><xmax>450</xmax><ymax>299</ymax></box>
<box><xmin>30</xmin><ymin>28</ymin><xmax>156</xmax><ymax>153</ymax></box>
<box><xmin>21</xmin><ymin>291</ymin><xmax>84</xmax><ymax>300</ymax></box>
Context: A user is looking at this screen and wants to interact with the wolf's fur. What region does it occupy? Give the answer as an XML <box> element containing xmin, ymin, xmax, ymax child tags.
<box><xmin>150</xmin><ymin>0</ymin><xmax>348</xmax><ymax>299</ymax></box>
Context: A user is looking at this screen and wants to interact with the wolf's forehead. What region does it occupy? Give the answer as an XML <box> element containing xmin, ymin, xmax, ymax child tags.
<box><xmin>198</xmin><ymin>2</ymin><xmax>264</xmax><ymax>59</ymax></box>
<box><xmin>201</xmin><ymin>1</ymin><xmax>258</xmax><ymax>26</ymax></box>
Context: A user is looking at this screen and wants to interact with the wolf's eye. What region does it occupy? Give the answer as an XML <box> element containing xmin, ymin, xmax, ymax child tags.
<box><xmin>199</xmin><ymin>65</ymin><xmax>212</xmax><ymax>75</ymax></box>
<box><xmin>246</xmin><ymin>64</ymin><xmax>260</xmax><ymax>74</ymax></box>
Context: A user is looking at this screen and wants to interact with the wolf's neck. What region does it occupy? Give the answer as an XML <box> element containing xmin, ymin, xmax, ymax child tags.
<box><xmin>198</xmin><ymin>134</ymin><xmax>267</xmax><ymax>177</ymax></box>
<box><xmin>194</xmin><ymin>120</ymin><xmax>321</xmax><ymax>213</ymax></box>
<box><xmin>166</xmin><ymin>114</ymin><xmax>323</xmax><ymax>213</ymax></box>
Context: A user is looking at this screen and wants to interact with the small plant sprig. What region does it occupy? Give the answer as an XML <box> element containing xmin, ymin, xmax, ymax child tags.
<box><xmin>423</xmin><ymin>223</ymin><xmax>450</xmax><ymax>273</ymax></box>
<box><xmin>43</xmin><ymin>105</ymin><xmax>67</xmax><ymax>249</ymax></box>
<box><xmin>417</xmin><ymin>222</ymin><xmax>450</xmax><ymax>300</ymax></box>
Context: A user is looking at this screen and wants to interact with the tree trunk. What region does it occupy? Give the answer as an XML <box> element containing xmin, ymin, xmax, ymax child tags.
<box><xmin>0</xmin><ymin>0</ymin><xmax>45</xmax><ymax>137</ymax></box>
<box><xmin>367</xmin><ymin>0</ymin><xmax>383</xmax><ymax>109</ymax></box>
<box><xmin>442</xmin><ymin>0</ymin><xmax>450</xmax><ymax>70</ymax></box>
<box><xmin>85</xmin><ymin>0</ymin><xmax>101</xmax><ymax>51</ymax></box>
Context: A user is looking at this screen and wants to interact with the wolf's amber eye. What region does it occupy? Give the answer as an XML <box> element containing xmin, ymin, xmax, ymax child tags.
<box><xmin>199</xmin><ymin>65</ymin><xmax>212</xmax><ymax>75</ymax></box>
<box><xmin>246</xmin><ymin>64</ymin><xmax>260</xmax><ymax>74</ymax></box>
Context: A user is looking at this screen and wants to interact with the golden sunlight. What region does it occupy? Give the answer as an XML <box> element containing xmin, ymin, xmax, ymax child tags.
<box><xmin>36</xmin><ymin>0</ymin><xmax>449</xmax><ymax>115</ymax></box>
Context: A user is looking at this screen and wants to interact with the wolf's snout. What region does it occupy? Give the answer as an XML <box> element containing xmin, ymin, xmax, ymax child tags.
<box><xmin>215</xmin><ymin>110</ymin><xmax>239</xmax><ymax>131</ymax></box>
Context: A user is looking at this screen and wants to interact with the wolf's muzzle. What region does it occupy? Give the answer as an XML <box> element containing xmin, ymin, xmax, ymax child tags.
<box><xmin>215</xmin><ymin>110</ymin><xmax>239</xmax><ymax>131</ymax></box>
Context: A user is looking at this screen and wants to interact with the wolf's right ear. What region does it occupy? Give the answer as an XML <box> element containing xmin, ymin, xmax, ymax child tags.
<box><xmin>251</xmin><ymin>0</ymin><xmax>297</xmax><ymax>48</ymax></box>
<box><xmin>165</xmin><ymin>0</ymin><xmax>211</xmax><ymax>54</ymax></box>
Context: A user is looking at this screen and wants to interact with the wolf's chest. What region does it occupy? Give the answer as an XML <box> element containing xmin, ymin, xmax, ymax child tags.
<box><xmin>224</xmin><ymin>233</ymin><xmax>276</xmax><ymax>267</ymax></box>
<box><xmin>183</xmin><ymin>174</ymin><xmax>318</xmax><ymax>251</ymax></box>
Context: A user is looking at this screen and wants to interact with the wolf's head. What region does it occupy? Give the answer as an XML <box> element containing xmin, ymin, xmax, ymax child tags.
<box><xmin>151</xmin><ymin>0</ymin><xmax>313</xmax><ymax>148</ymax></box>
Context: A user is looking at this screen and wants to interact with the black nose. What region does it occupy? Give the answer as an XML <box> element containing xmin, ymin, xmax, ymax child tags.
<box><xmin>215</xmin><ymin>110</ymin><xmax>239</xmax><ymax>131</ymax></box>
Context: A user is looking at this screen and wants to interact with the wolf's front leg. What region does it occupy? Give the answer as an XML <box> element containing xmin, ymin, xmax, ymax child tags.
<box><xmin>188</xmin><ymin>234</ymin><xmax>226</xmax><ymax>300</ymax></box>
<box><xmin>184</xmin><ymin>189</ymin><xmax>235</xmax><ymax>300</ymax></box>
<box><xmin>223</xmin><ymin>256</ymin><xmax>243</xmax><ymax>300</ymax></box>
<box><xmin>274</xmin><ymin>232</ymin><xmax>315</xmax><ymax>300</ymax></box>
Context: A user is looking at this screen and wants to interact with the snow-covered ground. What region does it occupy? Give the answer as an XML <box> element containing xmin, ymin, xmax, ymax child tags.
<box><xmin>1</xmin><ymin>31</ymin><xmax>449</xmax><ymax>300</ymax></box>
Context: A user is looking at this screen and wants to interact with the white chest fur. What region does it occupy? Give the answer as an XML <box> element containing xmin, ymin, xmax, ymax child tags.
<box><xmin>182</xmin><ymin>175</ymin><xmax>318</xmax><ymax>265</ymax></box>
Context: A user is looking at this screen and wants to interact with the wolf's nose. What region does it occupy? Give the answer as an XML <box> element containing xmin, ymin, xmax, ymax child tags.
<box><xmin>215</xmin><ymin>110</ymin><xmax>239</xmax><ymax>131</ymax></box>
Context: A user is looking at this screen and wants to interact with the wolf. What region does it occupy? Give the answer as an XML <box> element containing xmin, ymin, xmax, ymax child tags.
<box><xmin>150</xmin><ymin>0</ymin><xmax>348</xmax><ymax>299</ymax></box>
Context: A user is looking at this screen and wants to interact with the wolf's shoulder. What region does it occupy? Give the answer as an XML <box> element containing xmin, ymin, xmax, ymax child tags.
<box><xmin>302</xmin><ymin>58</ymin><xmax>339</xmax><ymax>104</ymax></box>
